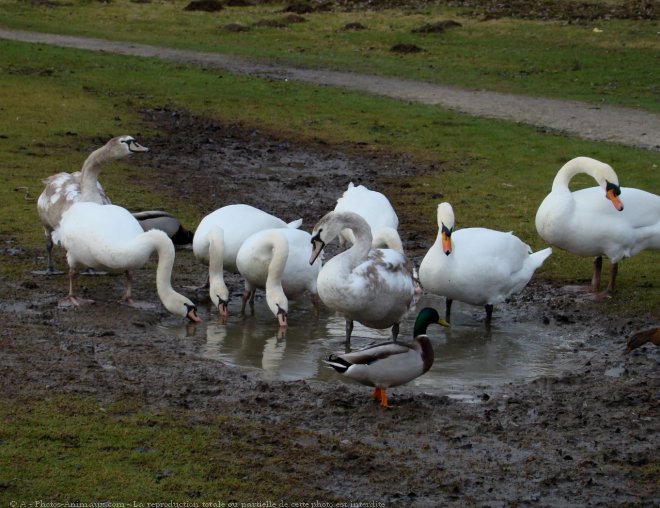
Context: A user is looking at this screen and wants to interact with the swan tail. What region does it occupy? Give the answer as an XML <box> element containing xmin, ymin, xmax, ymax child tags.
<box><xmin>528</xmin><ymin>247</ymin><xmax>553</xmax><ymax>270</ymax></box>
<box><xmin>287</xmin><ymin>218</ymin><xmax>303</xmax><ymax>229</ymax></box>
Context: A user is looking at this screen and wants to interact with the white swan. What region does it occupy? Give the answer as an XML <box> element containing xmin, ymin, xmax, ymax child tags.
<box><xmin>236</xmin><ymin>228</ymin><xmax>322</xmax><ymax>327</ymax></box>
<box><xmin>419</xmin><ymin>202</ymin><xmax>552</xmax><ymax>324</ymax></box>
<box><xmin>192</xmin><ymin>204</ymin><xmax>302</xmax><ymax>318</ymax></box>
<box><xmin>333</xmin><ymin>182</ymin><xmax>401</xmax><ymax>251</ymax></box>
<box><xmin>55</xmin><ymin>201</ymin><xmax>201</xmax><ymax>322</ymax></box>
<box><xmin>535</xmin><ymin>156</ymin><xmax>660</xmax><ymax>295</ymax></box>
<box><xmin>309</xmin><ymin>211</ymin><xmax>415</xmax><ymax>344</ymax></box>
<box><xmin>36</xmin><ymin>135</ymin><xmax>148</xmax><ymax>273</ymax></box>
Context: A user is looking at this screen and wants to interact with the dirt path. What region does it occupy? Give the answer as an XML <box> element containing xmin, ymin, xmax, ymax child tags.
<box><xmin>2</xmin><ymin>27</ymin><xmax>659</xmax><ymax>151</ymax></box>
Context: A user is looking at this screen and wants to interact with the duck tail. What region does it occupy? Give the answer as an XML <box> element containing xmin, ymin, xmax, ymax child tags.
<box><xmin>325</xmin><ymin>354</ymin><xmax>351</xmax><ymax>373</ymax></box>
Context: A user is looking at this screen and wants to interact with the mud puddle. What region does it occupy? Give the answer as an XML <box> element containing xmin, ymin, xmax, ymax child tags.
<box><xmin>159</xmin><ymin>293</ymin><xmax>587</xmax><ymax>401</ymax></box>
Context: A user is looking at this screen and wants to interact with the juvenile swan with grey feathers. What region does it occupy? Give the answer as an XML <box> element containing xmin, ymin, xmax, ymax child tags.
<box><xmin>309</xmin><ymin>211</ymin><xmax>415</xmax><ymax>344</ymax></box>
<box><xmin>37</xmin><ymin>135</ymin><xmax>148</xmax><ymax>273</ymax></box>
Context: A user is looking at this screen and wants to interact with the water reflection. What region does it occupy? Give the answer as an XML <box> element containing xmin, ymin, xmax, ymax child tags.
<box><xmin>161</xmin><ymin>294</ymin><xmax>584</xmax><ymax>398</ymax></box>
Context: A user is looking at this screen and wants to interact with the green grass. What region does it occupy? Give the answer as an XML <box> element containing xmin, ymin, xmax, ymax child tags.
<box><xmin>0</xmin><ymin>0</ymin><xmax>658</xmax><ymax>111</ymax></box>
<box><xmin>0</xmin><ymin>38</ymin><xmax>658</xmax><ymax>314</ymax></box>
<box><xmin>0</xmin><ymin>395</ymin><xmax>333</xmax><ymax>502</ymax></box>
<box><xmin>0</xmin><ymin>4</ymin><xmax>658</xmax><ymax>499</ymax></box>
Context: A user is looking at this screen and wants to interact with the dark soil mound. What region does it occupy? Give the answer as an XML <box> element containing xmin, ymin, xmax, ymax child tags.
<box><xmin>390</xmin><ymin>43</ymin><xmax>423</xmax><ymax>54</ymax></box>
<box><xmin>412</xmin><ymin>20</ymin><xmax>462</xmax><ymax>33</ymax></box>
<box><xmin>184</xmin><ymin>0</ymin><xmax>223</xmax><ymax>11</ymax></box>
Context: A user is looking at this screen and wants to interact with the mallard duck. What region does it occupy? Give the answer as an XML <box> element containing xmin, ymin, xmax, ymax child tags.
<box><xmin>310</xmin><ymin>211</ymin><xmax>415</xmax><ymax>344</ymax></box>
<box><xmin>55</xmin><ymin>201</ymin><xmax>201</xmax><ymax>322</ymax></box>
<box><xmin>419</xmin><ymin>202</ymin><xmax>552</xmax><ymax>324</ymax></box>
<box><xmin>36</xmin><ymin>135</ymin><xmax>148</xmax><ymax>274</ymax></box>
<box><xmin>326</xmin><ymin>307</ymin><xmax>449</xmax><ymax>407</ymax></box>
<box><xmin>535</xmin><ymin>156</ymin><xmax>660</xmax><ymax>296</ymax></box>
<box><xmin>132</xmin><ymin>210</ymin><xmax>194</xmax><ymax>246</ymax></box>
<box><xmin>192</xmin><ymin>204</ymin><xmax>302</xmax><ymax>319</ymax></box>
<box><xmin>236</xmin><ymin>227</ymin><xmax>322</xmax><ymax>327</ymax></box>
<box><xmin>625</xmin><ymin>327</ymin><xmax>660</xmax><ymax>353</ymax></box>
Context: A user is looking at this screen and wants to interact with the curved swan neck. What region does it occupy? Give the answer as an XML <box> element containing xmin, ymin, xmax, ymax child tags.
<box><xmin>372</xmin><ymin>227</ymin><xmax>404</xmax><ymax>255</ymax></box>
<box><xmin>264</xmin><ymin>231</ymin><xmax>289</xmax><ymax>295</ymax></box>
<box><xmin>79</xmin><ymin>138</ymin><xmax>133</xmax><ymax>202</ymax></box>
<box><xmin>208</xmin><ymin>226</ymin><xmax>228</xmax><ymax>301</ymax></box>
<box><xmin>79</xmin><ymin>145</ymin><xmax>113</xmax><ymax>201</ymax></box>
<box><xmin>552</xmin><ymin>157</ymin><xmax>619</xmax><ymax>192</ymax></box>
<box><xmin>340</xmin><ymin>212</ymin><xmax>373</xmax><ymax>261</ymax></box>
<box><xmin>142</xmin><ymin>230</ymin><xmax>190</xmax><ymax>317</ymax></box>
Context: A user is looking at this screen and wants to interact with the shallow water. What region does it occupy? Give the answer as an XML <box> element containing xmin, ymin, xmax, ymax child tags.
<box><xmin>161</xmin><ymin>294</ymin><xmax>585</xmax><ymax>400</ymax></box>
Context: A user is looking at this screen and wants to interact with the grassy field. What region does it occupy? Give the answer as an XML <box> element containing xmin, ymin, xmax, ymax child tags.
<box><xmin>0</xmin><ymin>36</ymin><xmax>657</xmax><ymax>313</ymax></box>
<box><xmin>0</xmin><ymin>395</ymin><xmax>334</xmax><ymax>502</ymax></box>
<box><xmin>0</xmin><ymin>0</ymin><xmax>658</xmax><ymax>111</ymax></box>
<box><xmin>0</xmin><ymin>1</ymin><xmax>658</xmax><ymax>502</ymax></box>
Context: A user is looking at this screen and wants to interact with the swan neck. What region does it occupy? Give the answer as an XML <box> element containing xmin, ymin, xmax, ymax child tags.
<box><xmin>208</xmin><ymin>226</ymin><xmax>228</xmax><ymax>300</ymax></box>
<box><xmin>144</xmin><ymin>230</ymin><xmax>188</xmax><ymax>315</ymax></box>
<box><xmin>345</xmin><ymin>217</ymin><xmax>373</xmax><ymax>261</ymax></box>
<box><xmin>552</xmin><ymin>157</ymin><xmax>614</xmax><ymax>192</ymax></box>
<box><xmin>265</xmin><ymin>232</ymin><xmax>289</xmax><ymax>293</ymax></box>
<box><xmin>79</xmin><ymin>145</ymin><xmax>112</xmax><ymax>200</ymax></box>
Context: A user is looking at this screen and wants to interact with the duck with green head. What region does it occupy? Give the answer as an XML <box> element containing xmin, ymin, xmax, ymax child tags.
<box><xmin>326</xmin><ymin>307</ymin><xmax>449</xmax><ymax>408</ymax></box>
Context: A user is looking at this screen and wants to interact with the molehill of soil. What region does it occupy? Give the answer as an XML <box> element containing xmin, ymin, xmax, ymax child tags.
<box><xmin>1</xmin><ymin>108</ymin><xmax>658</xmax><ymax>506</ymax></box>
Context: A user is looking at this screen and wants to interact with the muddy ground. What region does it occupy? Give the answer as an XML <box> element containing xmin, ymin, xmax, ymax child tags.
<box><xmin>1</xmin><ymin>108</ymin><xmax>658</xmax><ymax>506</ymax></box>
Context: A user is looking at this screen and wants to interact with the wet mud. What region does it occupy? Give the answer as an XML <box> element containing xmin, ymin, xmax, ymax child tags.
<box><xmin>1</xmin><ymin>108</ymin><xmax>658</xmax><ymax>506</ymax></box>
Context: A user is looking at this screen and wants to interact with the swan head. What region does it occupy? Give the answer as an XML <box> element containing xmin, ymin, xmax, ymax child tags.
<box><xmin>210</xmin><ymin>291</ymin><xmax>229</xmax><ymax>321</ymax></box>
<box><xmin>579</xmin><ymin>158</ymin><xmax>624</xmax><ymax>212</ymax></box>
<box><xmin>436</xmin><ymin>203</ymin><xmax>455</xmax><ymax>256</ymax></box>
<box><xmin>184</xmin><ymin>302</ymin><xmax>202</xmax><ymax>322</ymax></box>
<box><xmin>605</xmin><ymin>180</ymin><xmax>624</xmax><ymax>211</ymax></box>
<box><xmin>266</xmin><ymin>293</ymin><xmax>288</xmax><ymax>328</ymax></box>
<box><xmin>310</xmin><ymin>211</ymin><xmax>368</xmax><ymax>264</ymax></box>
<box><xmin>209</xmin><ymin>270</ymin><xmax>230</xmax><ymax>321</ymax></box>
<box><xmin>114</xmin><ymin>135</ymin><xmax>149</xmax><ymax>156</ymax></box>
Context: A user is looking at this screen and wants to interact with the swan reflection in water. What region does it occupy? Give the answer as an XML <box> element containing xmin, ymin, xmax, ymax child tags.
<box><xmin>162</xmin><ymin>295</ymin><xmax>586</xmax><ymax>397</ymax></box>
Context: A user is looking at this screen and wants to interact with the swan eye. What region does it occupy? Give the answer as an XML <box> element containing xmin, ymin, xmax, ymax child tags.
<box><xmin>441</xmin><ymin>223</ymin><xmax>453</xmax><ymax>237</ymax></box>
<box><xmin>605</xmin><ymin>180</ymin><xmax>621</xmax><ymax>196</ymax></box>
<box><xmin>216</xmin><ymin>295</ymin><xmax>229</xmax><ymax>306</ymax></box>
<box><xmin>311</xmin><ymin>229</ymin><xmax>323</xmax><ymax>243</ymax></box>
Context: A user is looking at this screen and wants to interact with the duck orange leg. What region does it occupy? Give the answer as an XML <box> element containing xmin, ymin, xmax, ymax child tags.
<box><xmin>372</xmin><ymin>387</ymin><xmax>390</xmax><ymax>408</ymax></box>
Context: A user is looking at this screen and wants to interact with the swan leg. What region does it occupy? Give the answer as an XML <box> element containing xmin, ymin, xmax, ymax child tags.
<box><xmin>120</xmin><ymin>271</ymin><xmax>156</xmax><ymax>309</ymax></box>
<box><xmin>241</xmin><ymin>286</ymin><xmax>255</xmax><ymax>315</ymax></box>
<box><xmin>372</xmin><ymin>386</ymin><xmax>382</xmax><ymax>400</ymax></box>
<box><xmin>122</xmin><ymin>270</ymin><xmax>134</xmax><ymax>304</ymax></box>
<box><xmin>58</xmin><ymin>270</ymin><xmax>94</xmax><ymax>307</ymax></box>
<box><xmin>31</xmin><ymin>234</ymin><xmax>65</xmax><ymax>275</ymax></box>
<box><xmin>606</xmin><ymin>261</ymin><xmax>618</xmax><ymax>295</ymax></box>
<box><xmin>391</xmin><ymin>322</ymin><xmax>400</xmax><ymax>342</ymax></box>
<box><xmin>310</xmin><ymin>293</ymin><xmax>321</xmax><ymax>317</ymax></box>
<box><xmin>591</xmin><ymin>256</ymin><xmax>603</xmax><ymax>291</ymax></box>
<box><xmin>345</xmin><ymin>319</ymin><xmax>354</xmax><ymax>345</ymax></box>
<box><xmin>485</xmin><ymin>304</ymin><xmax>493</xmax><ymax>322</ymax></box>
<box><xmin>445</xmin><ymin>299</ymin><xmax>453</xmax><ymax>322</ymax></box>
